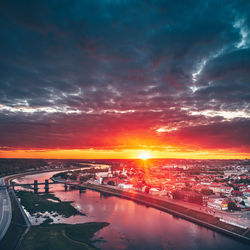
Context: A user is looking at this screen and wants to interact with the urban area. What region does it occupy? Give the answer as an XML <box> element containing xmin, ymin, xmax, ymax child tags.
<box><xmin>49</xmin><ymin>158</ymin><xmax>250</xmax><ymax>229</ymax></box>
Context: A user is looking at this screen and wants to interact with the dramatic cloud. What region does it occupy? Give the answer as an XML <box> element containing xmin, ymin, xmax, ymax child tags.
<box><xmin>0</xmin><ymin>0</ymin><xmax>250</xmax><ymax>157</ymax></box>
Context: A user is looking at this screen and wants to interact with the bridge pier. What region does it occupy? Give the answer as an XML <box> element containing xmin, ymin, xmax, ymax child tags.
<box><xmin>45</xmin><ymin>179</ymin><xmax>49</xmax><ymax>193</ymax></box>
<box><xmin>64</xmin><ymin>184</ymin><xmax>68</xmax><ymax>191</ymax></box>
<box><xmin>34</xmin><ymin>180</ymin><xmax>38</xmax><ymax>194</ymax></box>
<box><xmin>79</xmin><ymin>187</ymin><xmax>85</xmax><ymax>193</ymax></box>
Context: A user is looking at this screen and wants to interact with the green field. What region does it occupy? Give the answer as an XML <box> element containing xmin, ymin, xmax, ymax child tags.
<box><xmin>19</xmin><ymin>222</ymin><xmax>109</xmax><ymax>250</ymax></box>
<box><xmin>16</xmin><ymin>190</ymin><xmax>84</xmax><ymax>218</ymax></box>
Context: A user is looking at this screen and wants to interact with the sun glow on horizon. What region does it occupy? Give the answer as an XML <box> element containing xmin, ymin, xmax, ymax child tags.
<box><xmin>138</xmin><ymin>152</ymin><xmax>152</xmax><ymax>160</ymax></box>
<box><xmin>0</xmin><ymin>148</ymin><xmax>249</xmax><ymax>160</ymax></box>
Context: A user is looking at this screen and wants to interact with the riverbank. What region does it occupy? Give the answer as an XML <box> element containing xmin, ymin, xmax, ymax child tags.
<box><xmin>16</xmin><ymin>190</ymin><xmax>84</xmax><ymax>219</ymax></box>
<box><xmin>19</xmin><ymin>222</ymin><xmax>109</xmax><ymax>250</ymax></box>
<box><xmin>0</xmin><ymin>165</ymin><xmax>108</xmax><ymax>248</ymax></box>
<box><xmin>82</xmin><ymin>182</ymin><xmax>250</xmax><ymax>244</ymax></box>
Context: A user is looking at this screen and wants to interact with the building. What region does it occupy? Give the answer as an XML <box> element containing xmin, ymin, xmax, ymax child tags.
<box><xmin>207</xmin><ymin>197</ymin><xmax>228</xmax><ymax>210</ymax></box>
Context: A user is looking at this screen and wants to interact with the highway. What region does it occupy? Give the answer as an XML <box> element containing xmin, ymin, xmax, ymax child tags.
<box><xmin>0</xmin><ymin>177</ymin><xmax>12</xmax><ymax>241</ymax></box>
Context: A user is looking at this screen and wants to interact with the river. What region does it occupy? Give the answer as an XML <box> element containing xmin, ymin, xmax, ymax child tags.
<box><xmin>13</xmin><ymin>171</ymin><xmax>248</xmax><ymax>250</ymax></box>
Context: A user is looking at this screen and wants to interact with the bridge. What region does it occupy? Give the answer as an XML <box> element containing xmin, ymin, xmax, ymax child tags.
<box><xmin>0</xmin><ymin>179</ymin><xmax>86</xmax><ymax>193</ymax></box>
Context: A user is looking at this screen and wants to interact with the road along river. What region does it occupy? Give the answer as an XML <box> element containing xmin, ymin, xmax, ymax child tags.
<box><xmin>0</xmin><ymin>177</ymin><xmax>12</xmax><ymax>241</ymax></box>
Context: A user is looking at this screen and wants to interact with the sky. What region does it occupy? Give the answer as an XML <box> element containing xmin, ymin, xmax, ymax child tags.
<box><xmin>0</xmin><ymin>0</ymin><xmax>250</xmax><ymax>159</ymax></box>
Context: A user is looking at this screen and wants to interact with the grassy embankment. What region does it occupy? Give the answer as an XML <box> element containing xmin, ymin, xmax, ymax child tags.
<box><xmin>84</xmin><ymin>183</ymin><xmax>250</xmax><ymax>240</ymax></box>
<box><xmin>16</xmin><ymin>190</ymin><xmax>109</xmax><ymax>249</ymax></box>
<box><xmin>0</xmin><ymin>190</ymin><xmax>27</xmax><ymax>249</ymax></box>
<box><xmin>16</xmin><ymin>190</ymin><xmax>84</xmax><ymax>219</ymax></box>
<box><xmin>19</xmin><ymin>222</ymin><xmax>109</xmax><ymax>250</ymax></box>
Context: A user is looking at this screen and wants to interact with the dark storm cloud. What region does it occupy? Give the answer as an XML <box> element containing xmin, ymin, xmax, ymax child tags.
<box><xmin>0</xmin><ymin>0</ymin><xmax>250</xmax><ymax>151</ymax></box>
<box><xmin>196</xmin><ymin>49</ymin><xmax>250</xmax><ymax>105</ymax></box>
<box><xmin>167</xmin><ymin>119</ymin><xmax>250</xmax><ymax>151</ymax></box>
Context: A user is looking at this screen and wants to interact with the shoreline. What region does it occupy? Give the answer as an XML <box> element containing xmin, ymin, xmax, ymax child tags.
<box><xmin>82</xmin><ymin>182</ymin><xmax>250</xmax><ymax>244</ymax></box>
<box><xmin>2</xmin><ymin>168</ymin><xmax>250</xmax><ymax>246</ymax></box>
<box><xmin>0</xmin><ymin>166</ymin><xmax>88</xmax><ymax>248</ymax></box>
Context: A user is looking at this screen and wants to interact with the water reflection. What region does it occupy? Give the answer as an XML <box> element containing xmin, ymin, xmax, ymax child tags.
<box><xmin>13</xmin><ymin>172</ymin><xmax>248</xmax><ymax>250</ymax></box>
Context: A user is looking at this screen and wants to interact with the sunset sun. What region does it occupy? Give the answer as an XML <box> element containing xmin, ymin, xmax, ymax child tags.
<box><xmin>138</xmin><ymin>152</ymin><xmax>151</xmax><ymax>160</ymax></box>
